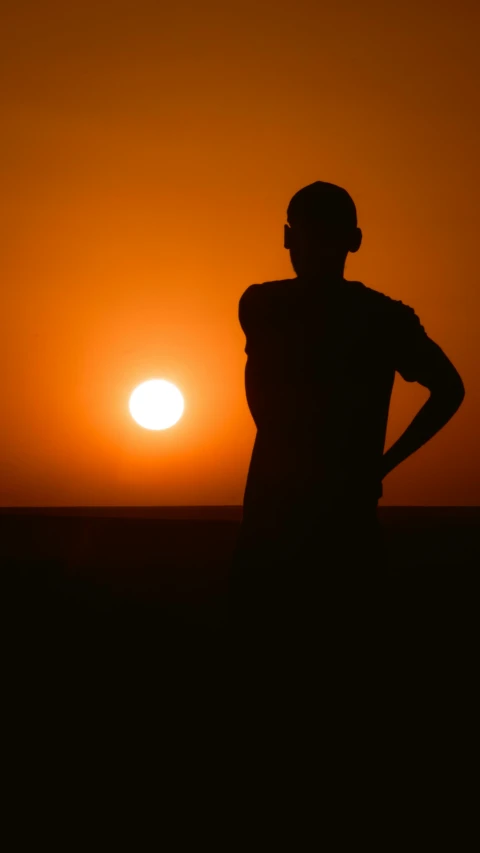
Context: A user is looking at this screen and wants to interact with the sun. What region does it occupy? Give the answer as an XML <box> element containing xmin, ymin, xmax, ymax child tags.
<box><xmin>129</xmin><ymin>379</ymin><xmax>184</xmax><ymax>430</ymax></box>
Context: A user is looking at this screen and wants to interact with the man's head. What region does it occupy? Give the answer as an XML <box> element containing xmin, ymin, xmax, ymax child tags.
<box><xmin>284</xmin><ymin>181</ymin><xmax>362</xmax><ymax>279</ymax></box>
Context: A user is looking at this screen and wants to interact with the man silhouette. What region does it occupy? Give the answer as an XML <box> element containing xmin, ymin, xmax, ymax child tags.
<box><xmin>230</xmin><ymin>181</ymin><xmax>465</xmax><ymax>648</ymax></box>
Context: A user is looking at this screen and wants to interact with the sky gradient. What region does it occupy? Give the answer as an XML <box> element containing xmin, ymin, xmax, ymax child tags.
<box><xmin>1</xmin><ymin>0</ymin><xmax>478</xmax><ymax>506</ymax></box>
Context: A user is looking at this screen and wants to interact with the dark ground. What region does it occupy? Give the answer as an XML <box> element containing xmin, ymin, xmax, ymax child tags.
<box><xmin>1</xmin><ymin>506</ymin><xmax>478</xmax><ymax>813</ymax></box>
<box><xmin>2</xmin><ymin>505</ymin><xmax>478</xmax><ymax>672</ymax></box>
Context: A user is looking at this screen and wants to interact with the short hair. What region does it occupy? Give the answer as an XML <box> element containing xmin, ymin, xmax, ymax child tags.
<box><xmin>287</xmin><ymin>181</ymin><xmax>357</xmax><ymax>233</ymax></box>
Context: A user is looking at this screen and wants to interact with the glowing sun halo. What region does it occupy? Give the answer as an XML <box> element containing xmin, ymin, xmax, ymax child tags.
<box><xmin>129</xmin><ymin>379</ymin><xmax>184</xmax><ymax>431</ymax></box>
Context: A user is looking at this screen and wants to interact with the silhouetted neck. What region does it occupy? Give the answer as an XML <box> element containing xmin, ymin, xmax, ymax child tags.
<box><xmin>296</xmin><ymin>272</ymin><xmax>348</xmax><ymax>292</ymax></box>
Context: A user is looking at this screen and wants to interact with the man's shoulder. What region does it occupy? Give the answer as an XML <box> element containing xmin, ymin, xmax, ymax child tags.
<box><xmin>240</xmin><ymin>278</ymin><xmax>294</xmax><ymax>299</ymax></box>
<box><xmin>352</xmin><ymin>281</ymin><xmax>417</xmax><ymax>319</ymax></box>
<box><xmin>238</xmin><ymin>279</ymin><xmax>294</xmax><ymax>319</ymax></box>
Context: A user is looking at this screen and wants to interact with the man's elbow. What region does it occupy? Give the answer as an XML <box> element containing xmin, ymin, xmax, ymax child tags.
<box><xmin>455</xmin><ymin>376</ymin><xmax>466</xmax><ymax>403</ymax></box>
<box><xmin>430</xmin><ymin>374</ymin><xmax>465</xmax><ymax>409</ymax></box>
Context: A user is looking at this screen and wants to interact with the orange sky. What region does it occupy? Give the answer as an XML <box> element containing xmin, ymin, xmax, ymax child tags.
<box><xmin>1</xmin><ymin>0</ymin><xmax>478</xmax><ymax>506</ymax></box>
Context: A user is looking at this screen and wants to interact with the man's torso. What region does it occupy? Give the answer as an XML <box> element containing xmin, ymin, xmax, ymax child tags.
<box><xmin>240</xmin><ymin>277</ymin><xmax>403</xmax><ymax>528</ymax></box>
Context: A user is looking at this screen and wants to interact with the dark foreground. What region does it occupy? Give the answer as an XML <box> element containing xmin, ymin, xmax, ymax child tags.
<box><xmin>1</xmin><ymin>506</ymin><xmax>478</xmax><ymax>814</ymax></box>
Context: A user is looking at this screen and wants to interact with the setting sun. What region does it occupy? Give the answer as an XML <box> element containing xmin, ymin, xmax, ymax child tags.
<box><xmin>129</xmin><ymin>380</ymin><xmax>184</xmax><ymax>431</ymax></box>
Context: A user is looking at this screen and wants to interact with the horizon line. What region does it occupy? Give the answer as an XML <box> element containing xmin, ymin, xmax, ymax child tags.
<box><xmin>0</xmin><ymin>505</ymin><xmax>478</xmax><ymax>521</ymax></box>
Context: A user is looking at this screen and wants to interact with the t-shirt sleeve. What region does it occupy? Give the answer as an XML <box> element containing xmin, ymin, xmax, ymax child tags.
<box><xmin>238</xmin><ymin>284</ymin><xmax>262</xmax><ymax>355</ymax></box>
<box><xmin>389</xmin><ymin>301</ymin><xmax>431</xmax><ymax>382</ymax></box>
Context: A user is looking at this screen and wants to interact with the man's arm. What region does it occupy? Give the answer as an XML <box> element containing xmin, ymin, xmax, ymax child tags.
<box><xmin>239</xmin><ymin>284</ymin><xmax>267</xmax><ymax>430</ymax></box>
<box><xmin>382</xmin><ymin>335</ymin><xmax>465</xmax><ymax>481</ymax></box>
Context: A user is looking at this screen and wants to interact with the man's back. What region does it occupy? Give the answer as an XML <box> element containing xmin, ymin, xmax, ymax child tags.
<box><xmin>239</xmin><ymin>276</ymin><xmax>428</xmax><ymax>535</ymax></box>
